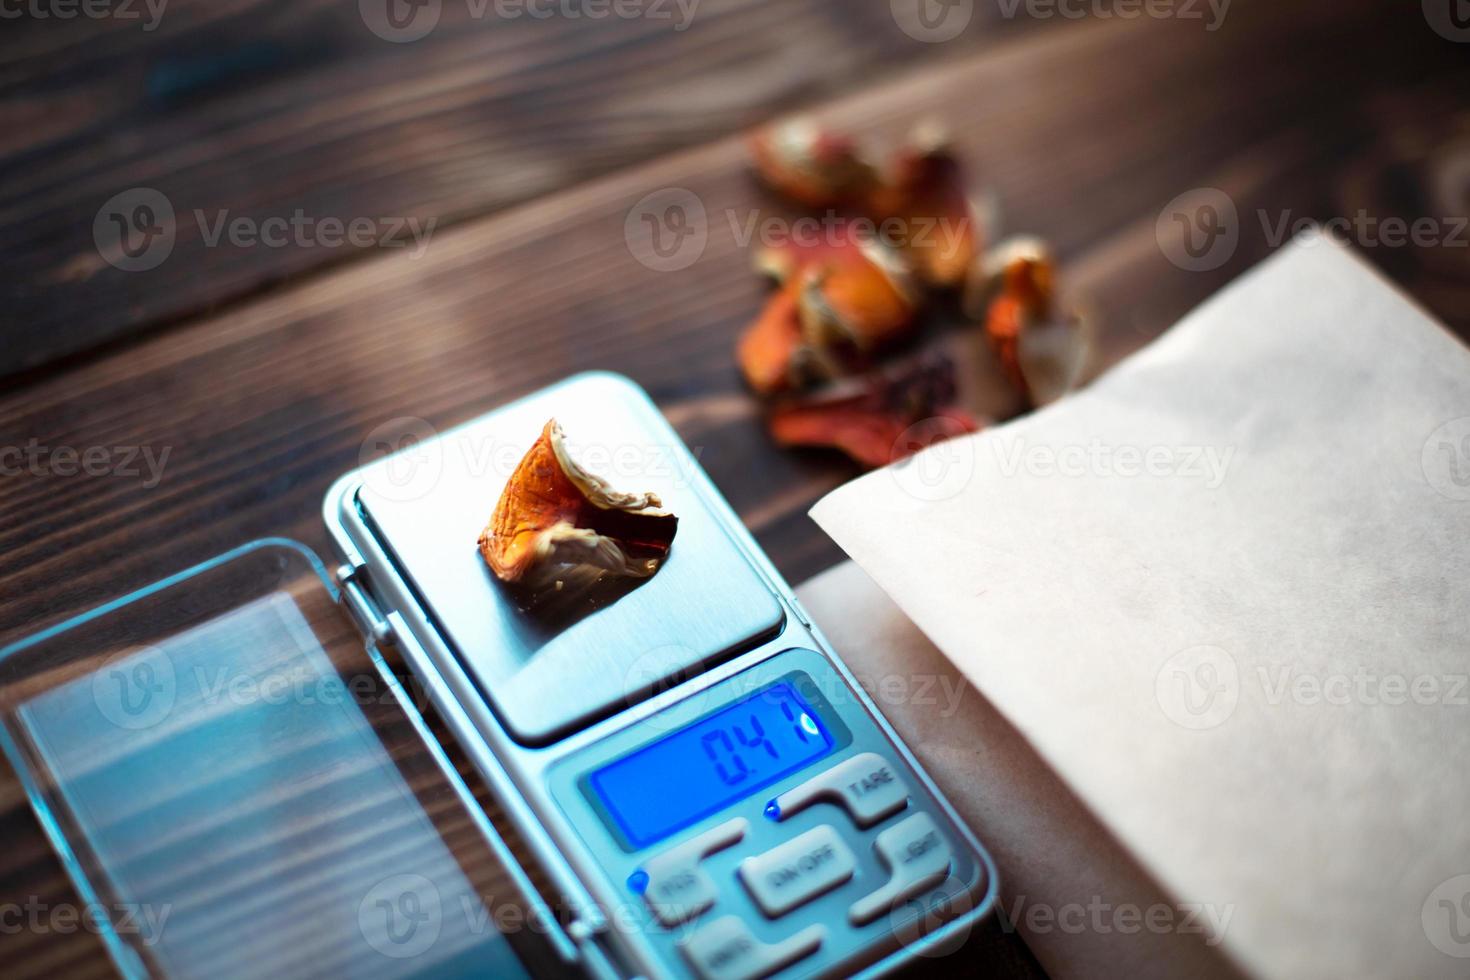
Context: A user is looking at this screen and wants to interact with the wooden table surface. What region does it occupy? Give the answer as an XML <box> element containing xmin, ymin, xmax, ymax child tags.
<box><xmin>2</xmin><ymin>1</ymin><xmax>1468</xmax><ymax>976</ymax></box>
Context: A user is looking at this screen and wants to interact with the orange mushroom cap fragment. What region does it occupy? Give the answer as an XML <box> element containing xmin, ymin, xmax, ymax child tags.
<box><xmin>868</xmin><ymin>129</ymin><xmax>983</xmax><ymax>288</ymax></box>
<box><xmin>768</xmin><ymin>360</ymin><xmax>982</xmax><ymax>469</ymax></box>
<box><xmin>983</xmin><ymin>295</ymin><xmax>1092</xmax><ymax>408</ymax></box>
<box><xmin>479</xmin><ymin>420</ymin><xmax>678</xmax><ymax>589</ymax></box>
<box><xmin>983</xmin><ymin>293</ymin><xmax>1031</xmax><ymax>397</ymax></box>
<box><xmin>796</xmin><ymin>237</ymin><xmax>918</xmax><ymax>356</ymax></box>
<box><xmin>961</xmin><ymin>235</ymin><xmax>1088</xmax><ymax>406</ymax></box>
<box><xmin>963</xmin><ymin>236</ymin><xmax>1056</xmax><ymax>322</ymax></box>
<box><xmin>737</xmin><ymin>280</ymin><xmax>808</xmax><ymax>396</ymax></box>
<box><xmin>748</xmin><ymin>118</ymin><xmax>879</xmax><ymax>209</ymax></box>
<box><xmin>738</xmin><ymin>232</ymin><xmax>919</xmax><ymax>395</ymax></box>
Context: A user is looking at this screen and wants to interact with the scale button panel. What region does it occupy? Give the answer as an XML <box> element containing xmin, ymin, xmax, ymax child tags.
<box><xmin>738</xmin><ymin>825</ymin><xmax>856</xmax><ymax>918</ymax></box>
<box><xmin>766</xmin><ymin>752</ymin><xmax>910</xmax><ymax>829</ymax></box>
<box><xmin>679</xmin><ymin>915</ymin><xmax>824</xmax><ymax>980</ymax></box>
<box><xmin>549</xmin><ymin>652</ymin><xmax>991</xmax><ymax>979</ymax></box>
<box><xmin>639</xmin><ymin>818</ymin><xmax>748</xmax><ymax>927</ymax></box>
<box><xmin>848</xmin><ymin>812</ymin><xmax>954</xmax><ymax>927</ymax></box>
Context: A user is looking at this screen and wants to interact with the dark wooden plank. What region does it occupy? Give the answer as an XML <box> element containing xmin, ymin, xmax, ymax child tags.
<box><xmin>2</xmin><ymin>3</ymin><xmax>1468</xmax><ymax>977</ymax></box>
<box><xmin>3</xmin><ymin>2</ymin><xmax>1466</xmax><ymax>623</ymax></box>
<box><xmin>0</xmin><ymin>0</ymin><xmax>1043</xmax><ymax>377</ymax></box>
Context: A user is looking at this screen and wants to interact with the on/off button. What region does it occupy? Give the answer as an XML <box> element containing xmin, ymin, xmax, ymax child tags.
<box><xmin>739</xmin><ymin>825</ymin><xmax>857</xmax><ymax>917</ymax></box>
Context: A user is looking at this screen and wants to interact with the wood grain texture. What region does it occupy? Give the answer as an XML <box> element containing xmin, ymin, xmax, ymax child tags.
<box><xmin>3</xmin><ymin>1</ymin><xmax>1467</xmax><ymax>626</ymax></box>
<box><xmin>0</xmin><ymin>0</ymin><xmax>1044</xmax><ymax>377</ymax></box>
<box><xmin>2</xmin><ymin>2</ymin><xmax>1469</xmax><ymax>977</ymax></box>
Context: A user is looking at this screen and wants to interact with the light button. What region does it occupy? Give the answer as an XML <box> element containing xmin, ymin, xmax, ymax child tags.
<box><xmin>848</xmin><ymin>812</ymin><xmax>954</xmax><ymax>926</ymax></box>
<box><xmin>637</xmin><ymin>817</ymin><xmax>747</xmax><ymax>927</ymax></box>
<box><xmin>738</xmin><ymin>825</ymin><xmax>857</xmax><ymax>917</ymax></box>
<box><xmin>766</xmin><ymin>752</ymin><xmax>909</xmax><ymax>828</ymax></box>
<box><xmin>679</xmin><ymin>916</ymin><xmax>824</xmax><ymax>980</ymax></box>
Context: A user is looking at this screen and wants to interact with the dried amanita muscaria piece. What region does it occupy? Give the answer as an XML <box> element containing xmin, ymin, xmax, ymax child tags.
<box><xmin>739</xmin><ymin>233</ymin><xmax>920</xmax><ymax>394</ymax></box>
<box><xmin>768</xmin><ymin>359</ymin><xmax>982</xmax><ymax>469</ymax></box>
<box><xmin>737</xmin><ymin>280</ymin><xmax>813</xmax><ymax>395</ymax></box>
<box><xmin>984</xmin><ymin>296</ymin><xmax>1092</xmax><ymax>407</ymax></box>
<box><xmin>796</xmin><ymin>237</ymin><xmax>918</xmax><ymax>355</ymax></box>
<box><xmin>1015</xmin><ymin>305</ymin><xmax>1091</xmax><ymax>407</ymax></box>
<box><xmin>867</xmin><ymin>124</ymin><xmax>984</xmax><ymax>288</ymax></box>
<box><xmin>962</xmin><ymin>236</ymin><xmax>1056</xmax><ymax>322</ymax></box>
<box><xmin>973</xmin><ymin>239</ymin><xmax>1091</xmax><ymax>407</ymax></box>
<box><xmin>479</xmin><ymin>420</ymin><xmax>678</xmax><ymax>589</ymax></box>
<box><xmin>984</xmin><ymin>293</ymin><xmax>1035</xmax><ymax>396</ymax></box>
<box><xmin>748</xmin><ymin>118</ymin><xmax>879</xmax><ymax>209</ymax></box>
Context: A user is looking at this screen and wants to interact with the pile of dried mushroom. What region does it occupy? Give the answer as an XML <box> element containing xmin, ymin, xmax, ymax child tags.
<box><xmin>476</xmin><ymin>117</ymin><xmax>1091</xmax><ymax>593</ymax></box>
<box><xmin>740</xmin><ymin>116</ymin><xmax>1090</xmax><ymax>467</ymax></box>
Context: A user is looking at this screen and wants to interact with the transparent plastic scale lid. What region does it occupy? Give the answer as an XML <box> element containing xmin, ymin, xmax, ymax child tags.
<box><xmin>0</xmin><ymin>540</ymin><xmax>568</xmax><ymax>980</ymax></box>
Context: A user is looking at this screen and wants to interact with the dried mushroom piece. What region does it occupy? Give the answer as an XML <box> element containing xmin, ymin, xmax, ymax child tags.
<box><xmin>736</xmin><ymin>278</ymin><xmax>850</xmax><ymax>396</ymax></box>
<box><xmin>983</xmin><ymin>293</ymin><xmax>1032</xmax><ymax>396</ymax></box>
<box><xmin>479</xmin><ymin>420</ymin><xmax>678</xmax><ymax>590</ymax></box>
<box><xmin>748</xmin><ymin>118</ymin><xmax>878</xmax><ymax>209</ymax></box>
<box><xmin>739</xmin><ymin>234</ymin><xmax>919</xmax><ymax>395</ymax></box>
<box><xmin>796</xmin><ymin>237</ymin><xmax>919</xmax><ymax>356</ymax></box>
<box><xmin>768</xmin><ymin>359</ymin><xmax>982</xmax><ymax>469</ymax></box>
<box><xmin>971</xmin><ymin>238</ymin><xmax>1091</xmax><ymax>407</ymax></box>
<box><xmin>737</xmin><ymin>280</ymin><xmax>809</xmax><ymax>395</ymax></box>
<box><xmin>868</xmin><ymin>124</ymin><xmax>984</xmax><ymax>288</ymax></box>
<box><xmin>1015</xmin><ymin>306</ymin><xmax>1092</xmax><ymax>407</ymax></box>
<box><xmin>963</xmin><ymin>236</ymin><xmax>1056</xmax><ymax>321</ymax></box>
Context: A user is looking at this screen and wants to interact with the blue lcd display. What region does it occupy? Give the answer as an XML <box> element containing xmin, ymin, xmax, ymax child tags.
<box><xmin>589</xmin><ymin>682</ymin><xmax>835</xmax><ymax>849</ymax></box>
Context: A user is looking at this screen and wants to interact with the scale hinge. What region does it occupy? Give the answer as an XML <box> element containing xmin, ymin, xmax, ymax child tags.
<box><xmin>336</xmin><ymin>562</ymin><xmax>392</xmax><ymax>645</ymax></box>
<box><xmin>333</xmin><ymin>563</ymin><xmax>629</xmax><ymax>977</ymax></box>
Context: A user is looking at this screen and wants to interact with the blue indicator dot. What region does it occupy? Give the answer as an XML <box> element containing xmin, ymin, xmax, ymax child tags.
<box><xmin>763</xmin><ymin>800</ymin><xmax>781</xmax><ymax>822</ymax></box>
<box><xmin>627</xmin><ymin>870</ymin><xmax>649</xmax><ymax>895</ymax></box>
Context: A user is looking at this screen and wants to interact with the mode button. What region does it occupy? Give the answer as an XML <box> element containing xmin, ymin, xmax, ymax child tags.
<box><xmin>679</xmin><ymin>917</ymin><xmax>823</xmax><ymax>980</ymax></box>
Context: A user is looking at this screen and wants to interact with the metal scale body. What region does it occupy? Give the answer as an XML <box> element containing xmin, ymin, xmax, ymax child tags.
<box><xmin>323</xmin><ymin>372</ymin><xmax>998</xmax><ymax>980</ymax></box>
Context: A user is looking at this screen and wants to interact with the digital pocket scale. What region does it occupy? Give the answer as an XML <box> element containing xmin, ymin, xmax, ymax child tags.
<box><xmin>0</xmin><ymin>372</ymin><xmax>997</xmax><ymax>980</ymax></box>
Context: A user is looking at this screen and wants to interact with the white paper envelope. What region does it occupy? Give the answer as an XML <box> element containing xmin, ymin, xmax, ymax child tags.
<box><xmin>808</xmin><ymin>236</ymin><xmax>1470</xmax><ymax>980</ymax></box>
<box><xmin>797</xmin><ymin>560</ymin><xmax>1244</xmax><ymax>980</ymax></box>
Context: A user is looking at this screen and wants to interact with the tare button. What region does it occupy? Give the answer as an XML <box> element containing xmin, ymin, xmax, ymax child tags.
<box><xmin>765</xmin><ymin>752</ymin><xmax>909</xmax><ymax>828</ymax></box>
<box><xmin>738</xmin><ymin>825</ymin><xmax>857</xmax><ymax>917</ymax></box>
